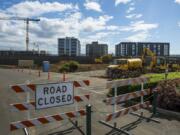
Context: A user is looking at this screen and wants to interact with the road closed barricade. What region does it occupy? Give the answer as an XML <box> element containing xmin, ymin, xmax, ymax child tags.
<box><xmin>9</xmin><ymin>80</ymin><xmax>91</xmax><ymax>135</ymax></box>
<box><xmin>99</xmin><ymin>77</ymin><xmax>160</xmax><ymax>135</ymax></box>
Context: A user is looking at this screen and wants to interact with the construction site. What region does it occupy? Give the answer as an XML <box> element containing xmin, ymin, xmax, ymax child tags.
<box><xmin>0</xmin><ymin>0</ymin><xmax>180</xmax><ymax>135</ymax></box>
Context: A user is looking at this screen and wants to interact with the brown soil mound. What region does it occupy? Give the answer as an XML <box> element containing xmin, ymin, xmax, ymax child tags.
<box><xmin>156</xmin><ymin>78</ymin><xmax>180</xmax><ymax>112</ymax></box>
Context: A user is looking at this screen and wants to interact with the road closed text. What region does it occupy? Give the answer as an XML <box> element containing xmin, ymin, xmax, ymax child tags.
<box><xmin>36</xmin><ymin>83</ymin><xmax>74</xmax><ymax>109</ymax></box>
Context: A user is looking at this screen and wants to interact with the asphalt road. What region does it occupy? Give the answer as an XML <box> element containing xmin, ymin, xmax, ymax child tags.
<box><xmin>0</xmin><ymin>68</ymin><xmax>180</xmax><ymax>135</ymax></box>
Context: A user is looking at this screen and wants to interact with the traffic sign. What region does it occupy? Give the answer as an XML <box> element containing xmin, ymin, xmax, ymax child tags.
<box><xmin>35</xmin><ymin>82</ymin><xmax>74</xmax><ymax>109</ymax></box>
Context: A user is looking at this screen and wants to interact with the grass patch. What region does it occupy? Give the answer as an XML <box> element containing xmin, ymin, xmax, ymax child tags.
<box><xmin>144</xmin><ymin>72</ymin><xmax>180</xmax><ymax>83</ymax></box>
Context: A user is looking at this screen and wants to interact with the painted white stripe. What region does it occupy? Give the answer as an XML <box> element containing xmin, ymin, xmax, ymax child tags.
<box><xmin>107</xmin><ymin>89</ymin><xmax>150</xmax><ymax>104</ymax></box>
<box><xmin>20</xmin><ymin>85</ymin><xmax>32</xmax><ymax>92</ymax></box>
<box><xmin>46</xmin><ymin>116</ymin><xmax>55</xmax><ymax>122</ymax></box>
<box><xmin>80</xmin><ymin>96</ymin><xmax>89</xmax><ymax>103</ymax></box>
<box><xmin>13</xmin><ymin>122</ymin><xmax>26</xmax><ymax>129</ymax></box>
<box><xmin>31</xmin><ymin>119</ymin><xmax>42</xmax><ymax>125</ymax></box>
<box><xmin>78</xmin><ymin>81</ymin><xmax>86</xmax><ymax>87</ymax></box>
<box><xmin>107</xmin><ymin>77</ymin><xmax>149</xmax><ymax>88</ymax></box>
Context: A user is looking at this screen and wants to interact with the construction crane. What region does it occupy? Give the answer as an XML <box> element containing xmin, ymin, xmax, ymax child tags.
<box><xmin>0</xmin><ymin>17</ymin><xmax>40</xmax><ymax>51</ymax></box>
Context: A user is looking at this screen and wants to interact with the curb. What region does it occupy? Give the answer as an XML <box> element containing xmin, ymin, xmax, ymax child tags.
<box><xmin>157</xmin><ymin>107</ymin><xmax>180</xmax><ymax>120</ymax></box>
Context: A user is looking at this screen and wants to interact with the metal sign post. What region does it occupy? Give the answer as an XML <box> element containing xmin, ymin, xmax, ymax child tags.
<box><xmin>86</xmin><ymin>104</ymin><xmax>91</xmax><ymax>135</ymax></box>
<box><xmin>141</xmin><ymin>83</ymin><xmax>144</xmax><ymax>104</ymax></box>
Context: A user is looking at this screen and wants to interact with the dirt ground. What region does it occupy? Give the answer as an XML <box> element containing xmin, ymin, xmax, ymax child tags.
<box><xmin>0</xmin><ymin>68</ymin><xmax>180</xmax><ymax>135</ymax></box>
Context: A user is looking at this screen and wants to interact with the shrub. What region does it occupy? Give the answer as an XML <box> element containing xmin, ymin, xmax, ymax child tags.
<box><xmin>59</xmin><ymin>63</ymin><xmax>69</xmax><ymax>72</ymax></box>
<box><xmin>59</xmin><ymin>61</ymin><xmax>79</xmax><ymax>73</ymax></box>
<box><xmin>107</xmin><ymin>81</ymin><xmax>158</xmax><ymax>97</ymax></box>
<box><xmin>68</xmin><ymin>61</ymin><xmax>79</xmax><ymax>72</ymax></box>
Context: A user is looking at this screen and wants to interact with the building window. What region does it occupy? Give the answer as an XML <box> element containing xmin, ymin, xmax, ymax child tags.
<box><xmin>121</xmin><ymin>44</ymin><xmax>125</xmax><ymax>56</ymax></box>
<box><xmin>132</xmin><ymin>44</ymin><xmax>135</xmax><ymax>56</ymax></box>
<box><xmin>158</xmin><ymin>45</ymin><xmax>160</xmax><ymax>55</ymax></box>
<box><xmin>164</xmin><ymin>44</ymin><xmax>169</xmax><ymax>55</ymax></box>
<box><xmin>153</xmin><ymin>45</ymin><xmax>156</xmax><ymax>54</ymax></box>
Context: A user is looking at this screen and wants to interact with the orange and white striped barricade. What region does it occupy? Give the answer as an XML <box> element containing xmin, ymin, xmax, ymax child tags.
<box><xmin>99</xmin><ymin>77</ymin><xmax>159</xmax><ymax>135</ymax></box>
<box><xmin>10</xmin><ymin>95</ymin><xmax>90</xmax><ymax>111</ymax></box>
<box><xmin>9</xmin><ymin>80</ymin><xmax>91</xmax><ymax>134</ymax></box>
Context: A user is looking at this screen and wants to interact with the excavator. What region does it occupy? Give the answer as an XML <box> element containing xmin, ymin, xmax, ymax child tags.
<box><xmin>141</xmin><ymin>48</ymin><xmax>167</xmax><ymax>73</ymax></box>
<box><xmin>106</xmin><ymin>48</ymin><xmax>168</xmax><ymax>79</ymax></box>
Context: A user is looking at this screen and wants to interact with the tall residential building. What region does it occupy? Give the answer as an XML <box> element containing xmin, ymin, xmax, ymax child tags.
<box><xmin>58</xmin><ymin>37</ymin><xmax>80</xmax><ymax>56</ymax></box>
<box><xmin>115</xmin><ymin>42</ymin><xmax>170</xmax><ymax>56</ymax></box>
<box><xmin>86</xmin><ymin>41</ymin><xmax>108</xmax><ymax>57</ymax></box>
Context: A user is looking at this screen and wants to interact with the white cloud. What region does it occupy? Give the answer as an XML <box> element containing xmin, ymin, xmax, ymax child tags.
<box><xmin>121</xmin><ymin>21</ymin><xmax>158</xmax><ymax>32</ymax></box>
<box><xmin>123</xmin><ymin>20</ymin><xmax>158</xmax><ymax>42</ymax></box>
<box><xmin>87</xmin><ymin>31</ymin><xmax>120</xmax><ymax>40</ymax></box>
<box><xmin>126</xmin><ymin>13</ymin><xmax>142</xmax><ymax>19</ymax></box>
<box><xmin>175</xmin><ymin>0</ymin><xmax>180</xmax><ymax>4</ymax></box>
<box><xmin>106</xmin><ymin>25</ymin><xmax>119</xmax><ymax>30</ymax></box>
<box><xmin>80</xmin><ymin>15</ymin><xmax>113</xmax><ymax>32</ymax></box>
<box><xmin>5</xmin><ymin>1</ymin><xmax>77</xmax><ymax>17</ymax></box>
<box><xmin>115</xmin><ymin>0</ymin><xmax>132</xmax><ymax>6</ymax></box>
<box><xmin>126</xmin><ymin>7</ymin><xmax>135</xmax><ymax>13</ymax></box>
<box><xmin>29</xmin><ymin>12</ymin><xmax>82</xmax><ymax>39</ymax></box>
<box><xmin>125</xmin><ymin>31</ymin><xmax>150</xmax><ymax>41</ymax></box>
<box><xmin>130</xmin><ymin>2</ymin><xmax>135</xmax><ymax>6</ymax></box>
<box><xmin>0</xmin><ymin>1</ymin><xmax>115</xmax><ymax>53</ymax></box>
<box><xmin>84</xmin><ymin>1</ymin><xmax>102</xmax><ymax>12</ymax></box>
<box><xmin>178</xmin><ymin>22</ymin><xmax>180</xmax><ymax>27</ymax></box>
<box><xmin>0</xmin><ymin>0</ymin><xmax>159</xmax><ymax>54</ymax></box>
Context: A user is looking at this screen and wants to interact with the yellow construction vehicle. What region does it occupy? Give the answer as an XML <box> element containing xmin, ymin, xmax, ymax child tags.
<box><xmin>106</xmin><ymin>48</ymin><xmax>179</xmax><ymax>79</ymax></box>
<box><xmin>141</xmin><ymin>48</ymin><xmax>167</xmax><ymax>73</ymax></box>
<box><xmin>106</xmin><ymin>58</ymin><xmax>142</xmax><ymax>79</ymax></box>
<box><xmin>168</xmin><ymin>58</ymin><xmax>180</xmax><ymax>72</ymax></box>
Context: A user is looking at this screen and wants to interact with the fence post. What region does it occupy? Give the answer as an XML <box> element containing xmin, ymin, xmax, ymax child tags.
<box><xmin>86</xmin><ymin>104</ymin><xmax>91</xmax><ymax>135</ymax></box>
<box><xmin>153</xmin><ymin>90</ymin><xmax>158</xmax><ymax>116</ymax></box>
<box><xmin>113</xmin><ymin>86</ymin><xmax>117</xmax><ymax>113</ymax></box>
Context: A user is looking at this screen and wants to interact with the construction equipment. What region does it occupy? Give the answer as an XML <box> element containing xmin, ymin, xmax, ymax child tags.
<box><xmin>106</xmin><ymin>48</ymin><xmax>179</xmax><ymax>79</ymax></box>
<box><xmin>141</xmin><ymin>48</ymin><xmax>168</xmax><ymax>73</ymax></box>
<box><xmin>106</xmin><ymin>48</ymin><xmax>167</xmax><ymax>79</ymax></box>
<box><xmin>106</xmin><ymin>58</ymin><xmax>143</xmax><ymax>79</ymax></box>
<box><xmin>167</xmin><ymin>57</ymin><xmax>180</xmax><ymax>72</ymax></box>
<box><xmin>95</xmin><ymin>54</ymin><xmax>113</xmax><ymax>64</ymax></box>
<box><xmin>0</xmin><ymin>17</ymin><xmax>40</xmax><ymax>51</ymax></box>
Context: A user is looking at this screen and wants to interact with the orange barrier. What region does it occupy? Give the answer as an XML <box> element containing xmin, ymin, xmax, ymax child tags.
<box><xmin>48</xmin><ymin>72</ymin><xmax>50</xmax><ymax>80</ymax></box>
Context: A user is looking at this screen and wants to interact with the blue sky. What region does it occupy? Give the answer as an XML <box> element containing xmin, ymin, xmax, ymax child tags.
<box><xmin>0</xmin><ymin>0</ymin><xmax>180</xmax><ymax>54</ymax></box>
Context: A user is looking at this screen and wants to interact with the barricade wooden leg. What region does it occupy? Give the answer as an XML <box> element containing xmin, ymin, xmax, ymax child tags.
<box><xmin>23</xmin><ymin>128</ymin><xmax>29</xmax><ymax>135</ymax></box>
<box><xmin>69</xmin><ymin>119</ymin><xmax>85</xmax><ymax>135</ymax></box>
<box><xmin>99</xmin><ymin>121</ymin><xmax>131</xmax><ymax>135</ymax></box>
<box><xmin>130</xmin><ymin>112</ymin><xmax>160</xmax><ymax>123</ymax></box>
